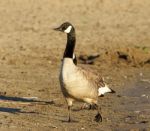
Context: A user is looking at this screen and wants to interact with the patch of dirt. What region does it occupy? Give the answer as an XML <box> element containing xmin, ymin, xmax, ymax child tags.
<box><xmin>0</xmin><ymin>0</ymin><xmax>149</xmax><ymax>130</ymax></box>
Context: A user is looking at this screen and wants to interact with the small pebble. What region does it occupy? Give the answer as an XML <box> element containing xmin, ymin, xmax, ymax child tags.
<box><xmin>134</xmin><ymin>111</ymin><xmax>140</xmax><ymax>114</ymax></box>
<box><xmin>139</xmin><ymin>72</ymin><xmax>143</xmax><ymax>76</ymax></box>
<box><xmin>124</xmin><ymin>75</ymin><xmax>127</xmax><ymax>79</ymax></box>
<box><xmin>81</xmin><ymin>127</ymin><xmax>85</xmax><ymax>130</ymax></box>
<box><xmin>48</xmin><ymin>61</ymin><xmax>52</xmax><ymax>64</ymax></box>
<box><xmin>106</xmin><ymin>118</ymin><xmax>111</xmax><ymax>122</ymax></box>
<box><xmin>117</xmin><ymin>95</ymin><xmax>122</xmax><ymax>97</ymax></box>
<box><xmin>141</xmin><ymin>94</ymin><xmax>149</xmax><ymax>98</ymax></box>
<box><xmin>139</xmin><ymin>120</ymin><xmax>148</xmax><ymax>124</ymax></box>
<box><xmin>141</xmin><ymin>94</ymin><xmax>146</xmax><ymax>97</ymax></box>
<box><xmin>105</xmin><ymin>76</ymin><xmax>110</xmax><ymax>80</ymax></box>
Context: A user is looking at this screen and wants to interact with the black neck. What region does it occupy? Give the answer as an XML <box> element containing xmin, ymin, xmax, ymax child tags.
<box><xmin>63</xmin><ymin>31</ymin><xmax>76</xmax><ymax>58</ymax></box>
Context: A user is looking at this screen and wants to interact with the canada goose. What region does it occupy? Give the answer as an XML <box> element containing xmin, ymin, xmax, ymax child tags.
<box><xmin>54</xmin><ymin>22</ymin><xmax>111</xmax><ymax>122</ymax></box>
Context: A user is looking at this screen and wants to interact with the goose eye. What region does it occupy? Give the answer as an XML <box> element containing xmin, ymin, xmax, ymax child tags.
<box><xmin>62</xmin><ymin>26</ymin><xmax>66</xmax><ymax>30</ymax></box>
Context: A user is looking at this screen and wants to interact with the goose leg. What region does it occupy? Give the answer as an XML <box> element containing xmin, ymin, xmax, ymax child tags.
<box><xmin>66</xmin><ymin>98</ymin><xmax>73</xmax><ymax>122</ymax></box>
<box><xmin>68</xmin><ymin>105</ymin><xmax>71</xmax><ymax>122</ymax></box>
<box><xmin>94</xmin><ymin>104</ymin><xmax>102</xmax><ymax>122</ymax></box>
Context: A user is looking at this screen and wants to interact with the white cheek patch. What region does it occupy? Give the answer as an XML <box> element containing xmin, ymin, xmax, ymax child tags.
<box><xmin>64</xmin><ymin>26</ymin><xmax>72</xmax><ymax>33</ymax></box>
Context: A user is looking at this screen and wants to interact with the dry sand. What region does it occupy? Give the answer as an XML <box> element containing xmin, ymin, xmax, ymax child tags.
<box><xmin>0</xmin><ymin>0</ymin><xmax>149</xmax><ymax>130</ymax></box>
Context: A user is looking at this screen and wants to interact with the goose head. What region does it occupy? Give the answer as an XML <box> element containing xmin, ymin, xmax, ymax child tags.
<box><xmin>54</xmin><ymin>22</ymin><xmax>74</xmax><ymax>34</ymax></box>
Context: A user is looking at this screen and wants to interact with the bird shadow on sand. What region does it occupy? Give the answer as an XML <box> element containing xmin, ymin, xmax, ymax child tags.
<box><xmin>0</xmin><ymin>107</ymin><xmax>39</xmax><ymax>114</ymax></box>
<box><xmin>0</xmin><ymin>95</ymin><xmax>55</xmax><ymax>114</ymax></box>
<box><xmin>0</xmin><ymin>95</ymin><xmax>55</xmax><ymax>104</ymax></box>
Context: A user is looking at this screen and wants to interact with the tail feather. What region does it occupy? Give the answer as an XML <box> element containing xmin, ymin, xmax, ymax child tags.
<box><xmin>98</xmin><ymin>84</ymin><xmax>115</xmax><ymax>96</ymax></box>
<box><xmin>110</xmin><ymin>89</ymin><xmax>116</xmax><ymax>93</ymax></box>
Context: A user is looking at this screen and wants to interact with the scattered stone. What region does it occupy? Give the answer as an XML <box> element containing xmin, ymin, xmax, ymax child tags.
<box><xmin>117</xmin><ymin>51</ymin><xmax>128</xmax><ymax>60</ymax></box>
<box><xmin>134</xmin><ymin>111</ymin><xmax>140</xmax><ymax>114</ymax></box>
<box><xmin>19</xmin><ymin>46</ymin><xmax>26</xmax><ymax>51</ymax></box>
<box><xmin>125</xmin><ymin>118</ymin><xmax>132</xmax><ymax>123</ymax></box>
<box><xmin>88</xmin><ymin>54</ymin><xmax>100</xmax><ymax>60</ymax></box>
<box><xmin>139</xmin><ymin>72</ymin><xmax>143</xmax><ymax>76</ymax></box>
<box><xmin>141</xmin><ymin>94</ymin><xmax>146</xmax><ymax>97</ymax></box>
<box><xmin>0</xmin><ymin>91</ymin><xmax>7</xmax><ymax>96</ymax></box>
<box><xmin>125</xmin><ymin>115</ymin><xmax>139</xmax><ymax>124</ymax></box>
<box><xmin>124</xmin><ymin>75</ymin><xmax>128</xmax><ymax>79</ymax></box>
<box><xmin>38</xmin><ymin>89</ymin><xmax>45</xmax><ymax>92</ymax></box>
<box><xmin>106</xmin><ymin>118</ymin><xmax>111</xmax><ymax>122</ymax></box>
<box><xmin>144</xmin><ymin>59</ymin><xmax>150</xmax><ymax>64</ymax></box>
<box><xmin>117</xmin><ymin>51</ymin><xmax>130</xmax><ymax>62</ymax></box>
<box><xmin>139</xmin><ymin>120</ymin><xmax>148</xmax><ymax>124</ymax></box>
<box><xmin>48</xmin><ymin>60</ymin><xmax>52</xmax><ymax>64</ymax></box>
<box><xmin>105</xmin><ymin>76</ymin><xmax>110</xmax><ymax>80</ymax></box>
<box><xmin>81</xmin><ymin>127</ymin><xmax>85</xmax><ymax>130</ymax></box>
<box><xmin>2</xmin><ymin>56</ymin><xmax>6</xmax><ymax>60</ymax></box>
<box><xmin>117</xmin><ymin>95</ymin><xmax>122</xmax><ymax>97</ymax></box>
<box><xmin>79</xmin><ymin>54</ymin><xmax>100</xmax><ymax>64</ymax></box>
